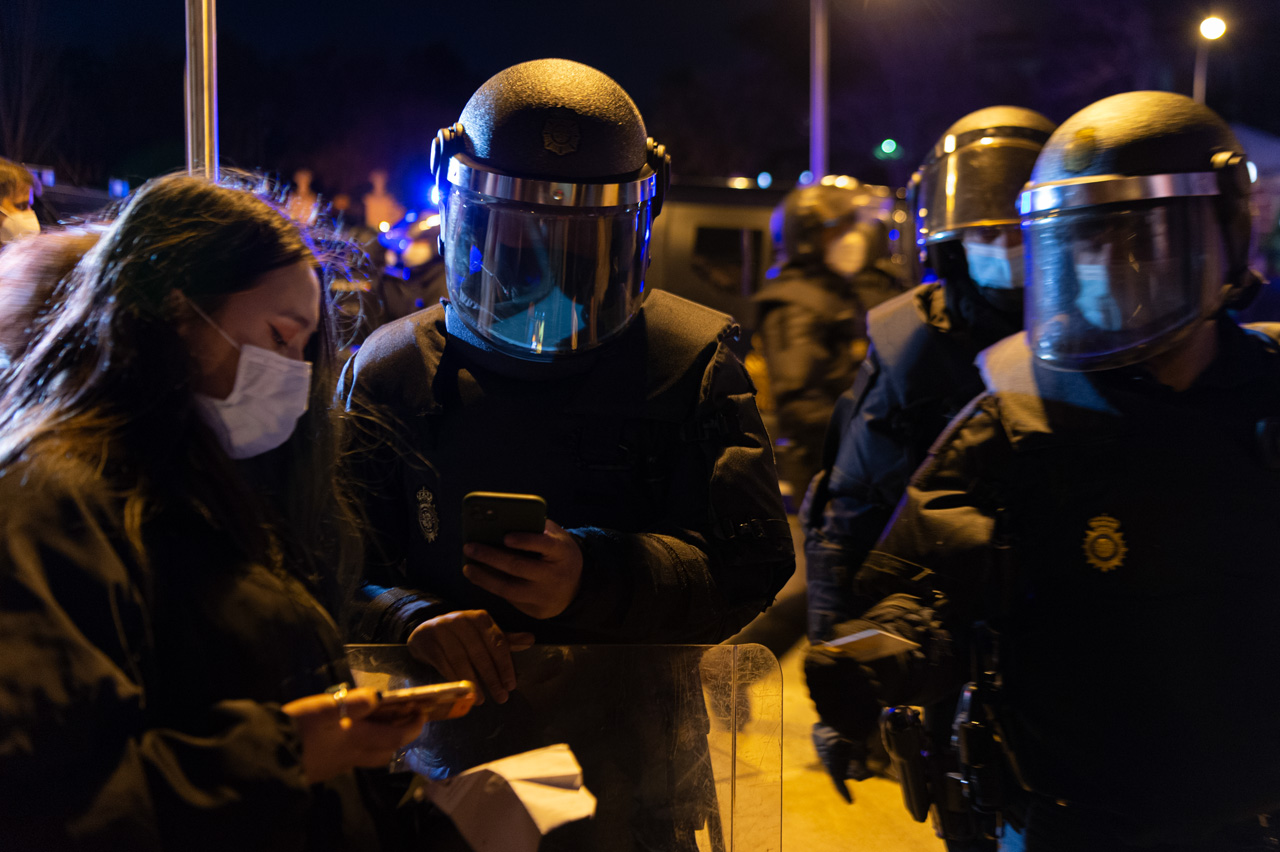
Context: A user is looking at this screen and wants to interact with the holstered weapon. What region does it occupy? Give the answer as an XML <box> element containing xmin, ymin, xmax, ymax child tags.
<box><xmin>880</xmin><ymin>704</ymin><xmax>992</xmax><ymax>845</ymax></box>
<box><xmin>881</xmin><ymin>706</ymin><xmax>932</xmax><ymax>822</ymax></box>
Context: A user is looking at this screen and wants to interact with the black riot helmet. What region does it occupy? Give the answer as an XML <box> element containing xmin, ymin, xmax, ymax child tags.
<box><xmin>1020</xmin><ymin>91</ymin><xmax>1254</xmax><ymax>371</ymax></box>
<box><xmin>769</xmin><ymin>181</ymin><xmax>862</xmax><ymax>269</ymax></box>
<box><xmin>916</xmin><ymin>106</ymin><xmax>1056</xmax><ymax>299</ymax></box>
<box><xmin>429</xmin><ymin>58</ymin><xmax>670</xmax><ymax>361</ymax></box>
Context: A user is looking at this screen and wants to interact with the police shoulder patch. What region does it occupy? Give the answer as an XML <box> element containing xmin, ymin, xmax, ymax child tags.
<box><xmin>1082</xmin><ymin>513</ymin><xmax>1126</xmax><ymax>572</ymax></box>
<box><xmin>417</xmin><ymin>487</ymin><xmax>439</xmax><ymax>542</ymax></box>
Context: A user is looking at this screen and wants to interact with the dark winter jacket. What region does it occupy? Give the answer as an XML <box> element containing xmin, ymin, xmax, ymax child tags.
<box><xmin>339</xmin><ymin>289</ymin><xmax>795</xmax><ymax>645</ymax></box>
<box><xmin>0</xmin><ymin>450</ymin><xmax>379</xmax><ymax>852</ymax></box>
<box><xmin>802</xmin><ymin>279</ymin><xmax>1021</xmax><ymax>640</ymax></box>
<box><xmin>847</xmin><ymin>320</ymin><xmax>1280</xmax><ymax>846</ymax></box>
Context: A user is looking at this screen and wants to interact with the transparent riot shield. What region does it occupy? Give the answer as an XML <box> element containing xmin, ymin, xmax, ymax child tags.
<box><xmin>346</xmin><ymin>644</ymin><xmax>781</xmax><ymax>852</ymax></box>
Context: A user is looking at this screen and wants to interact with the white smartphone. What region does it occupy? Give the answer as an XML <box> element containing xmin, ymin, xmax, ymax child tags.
<box><xmin>822</xmin><ymin>628</ymin><xmax>920</xmax><ymax>662</ymax></box>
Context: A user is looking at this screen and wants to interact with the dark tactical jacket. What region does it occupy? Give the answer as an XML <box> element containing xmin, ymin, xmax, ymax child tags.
<box><xmin>851</xmin><ymin>320</ymin><xmax>1280</xmax><ymax>845</ymax></box>
<box><xmin>340</xmin><ymin>289</ymin><xmax>795</xmax><ymax>645</ymax></box>
<box><xmin>803</xmin><ymin>279</ymin><xmax>1020</xmax><ymax>640</ymax></box>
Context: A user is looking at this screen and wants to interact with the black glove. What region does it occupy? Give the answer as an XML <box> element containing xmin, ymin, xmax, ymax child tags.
<box><xmin>804</xmin><ymin>636</ymin><xmax>883</xmax><ymax>739</ymax></box>
<box><xmin>810</xmin><ymin>721</ymin><xmax>873</xmax><ymax>803</ymax></box>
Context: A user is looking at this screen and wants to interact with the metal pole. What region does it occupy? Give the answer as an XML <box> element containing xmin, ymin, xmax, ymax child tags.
<box><xmin>185</xmin><ymin>0</ymin><xmax>218</xmax><ymax>179</ymax></box>
<box><xmin>810</xmin><ymin>0</ymin><xmax>829</xmax><ymax>180</ymax></box>
<box><xmin>1192</xmin><ymin>39</ymin><xmax>1208</xmax><ymax>104</ymax></box>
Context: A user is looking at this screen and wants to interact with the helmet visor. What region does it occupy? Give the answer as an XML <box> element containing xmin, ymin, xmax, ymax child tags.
<box><xmin>920</xmin><ymin>138</ymin><xmax>1042</xmax><ymax>243</ymax></box>
<box><xmin>1024</xmin><ymin>199</ymin><xmax>1225</xmax><ymax>371</ymax></box>
<box><xmin>442</xmin><ymin>186</ymin><xmax>651</xmax><ymax>359</ymax></box>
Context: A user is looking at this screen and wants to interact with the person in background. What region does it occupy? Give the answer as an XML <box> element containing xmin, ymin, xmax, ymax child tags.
<box><xmin>803</xmin><ymin>106</ymin><xmax>1056</xmax><ymax>798</ymax></box>
<box><xmin>0</xmin><ymin>227</ymin><xmax>101</xmax><ymax>368</ymax></box>
<box><xmin>0</xmin><ymin>173</ymin><xmax>428</xmax><ymax>851</ymax></box>
<box><xmin>0</xmin><ymin>157</ymin><xmax>39</xmax><ymax>246</ymax></box>
<box><xmin>726</xmin><ymin>191</ymin><xmax>910</xmax><ymax>674</ymax></box>
<box><xmin>753</xmin><ymin>183</ymin><xmax>890</xmax><ymax>501</ymax></box>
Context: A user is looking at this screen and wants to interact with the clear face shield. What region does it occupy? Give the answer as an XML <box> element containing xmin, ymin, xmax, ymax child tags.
<box><xmin>1022</xmin><ymin>196</ymin><xmax>1226</xmax><ymax>371</ymax></box>
<box><xmin>918</xmin><ymin>134</ymin><xmax>1043</xmax><ymax>244</ymax></box>
<box><xmin>440</xmin><ymin>156</ymin><xmax>655</xmax><ymax>360</ymax></box>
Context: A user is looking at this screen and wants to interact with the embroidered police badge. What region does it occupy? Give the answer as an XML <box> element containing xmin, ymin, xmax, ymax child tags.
<box><xmin>542</xmin><ymin>118</ymin><xmax>580</xmax><ymax>156</ymax></box>
<box><xmin>417</xmin><ymin>487</ymin><xmax>439</xmax><ymax>542</ymax></box>
<box><xmin>1082</xmin><ymin>514</ymin><xmax>1126</xmax><ymax>572</ymax></box>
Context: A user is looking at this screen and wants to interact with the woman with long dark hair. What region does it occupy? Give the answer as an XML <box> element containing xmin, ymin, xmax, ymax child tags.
<box><xmin>0</xmin><ymin>173</ymin><xmax>427</xmax><ymax>850</ymax></box>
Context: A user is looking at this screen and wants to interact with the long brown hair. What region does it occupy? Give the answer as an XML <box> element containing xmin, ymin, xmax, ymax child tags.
<box><xmin>0</xmin><ymin>173</ymin><xmax>361</xmax><ymax>605</ymax></box>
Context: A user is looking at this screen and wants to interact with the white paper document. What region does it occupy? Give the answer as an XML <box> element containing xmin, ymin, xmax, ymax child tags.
<box><xmin>406</xmin><ymin>743</ymin><xmax>597</xmax><ymax>852</ymax></box>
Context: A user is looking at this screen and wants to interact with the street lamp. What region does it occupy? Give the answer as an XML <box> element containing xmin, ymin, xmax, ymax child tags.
<box><xmin>185</xmin><ymin>0</ymin><xmax>219</xmax><ymax>179</ymax></box>
<box><xmin>811</xmin><ymin>0</ymin><xmax>829</xmax><ymax>179</ymax></box>
<box><xmin>1193</xmin><ymin>15</ymin><xmax>1226</xmax><ymax>105</ymax></box>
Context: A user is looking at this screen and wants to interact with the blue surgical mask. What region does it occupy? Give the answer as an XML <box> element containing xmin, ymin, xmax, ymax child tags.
<box><xmin>964</xmin><ymin>240</ymin><xmax>1024</xmax><ymax>290</ymax></box>
<box><xmin>1074</xmin><ymin>264</ymin><xmax>1127</xmax><ymax>330</ymax></box>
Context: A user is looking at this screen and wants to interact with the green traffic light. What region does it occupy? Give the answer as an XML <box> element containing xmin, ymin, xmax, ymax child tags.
<box><xmin>880</xmin><ymin>139</ymin><xmax>898</xmax><ymax>154</ymax></box>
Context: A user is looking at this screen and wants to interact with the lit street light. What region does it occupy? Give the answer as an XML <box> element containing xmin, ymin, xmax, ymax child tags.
<box><xmin>1194</xmin><ymin>15</ymin><xmax>1226</xmax><ymax>105</ymax></box>
<box><xmin>1200</xmin><ymin>15</ymin><xmax>1226</xmax><ymax>40</ymax></box>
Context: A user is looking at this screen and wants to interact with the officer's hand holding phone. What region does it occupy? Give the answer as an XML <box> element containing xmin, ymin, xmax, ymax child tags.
<box><xmin>463</xmin><ymin>519</ymin><xmax>583</xmax><ymax>619</ymax></box>
<box><xmin>460</xmin><ymin>492</ymin><xmax>583</xmax><ymax>620</ymax></box>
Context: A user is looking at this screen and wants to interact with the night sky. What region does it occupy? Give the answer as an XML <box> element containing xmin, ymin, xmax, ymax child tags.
<box><xmin>10</xmin><ymin>0</ymin><xmax>1280</xmax><ymax>197</ymax></box>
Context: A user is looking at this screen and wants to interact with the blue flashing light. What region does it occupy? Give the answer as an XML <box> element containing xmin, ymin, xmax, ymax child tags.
<box><xmin>405</xmin><ymin>211</ymin><xmax>417</xmax><ymax>223</ymax></box>
<box><xmin>799</xmin><ymin>170</ymin><xmax>814</xmax><ymax>185</ymax></box>
<box><xmin>108</xmin><ymin>178</ymin><xmax>129</xmax><ymax>198</ymax></box>
<box><xmin>430</xmin><ymin>185</ymin><xmax>442</xmax><ymax>206</ymax></box>
<box><xmin>469</xmin><ymin>244</ymin><xmax>483</xmax><ymax>273</ymax></box>
<box><xmin>889</xmin><ymin>228</ymin><xmax>900</xmax><ymax>242</ymax></box>
<box><xmin>756</xmin><ymin>171</ymin><xmax>773</xmax><ymax>189</ymax></box>
<box><xmin>415</xmin><ymin>298</ymin><xmax>426</xmax><ymax>309</ymax></box>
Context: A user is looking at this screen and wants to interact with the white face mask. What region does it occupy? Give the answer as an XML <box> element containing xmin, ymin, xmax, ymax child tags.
<box><xmin>0</xmin><ymin>208</ymin><xmax>40</xmax><ymax>244</ymax></box>
<box><xmin>1074</xmin><ymin>263</ymin><xmax>1127</xmax><ymax>330</ymax></box>
<box><xmin>964</xmin><ymin>239</ymin><xmax>1024</xmax><ymax>290</ymax></box>
<box><xmin>185</xmin><ymin>296</ymin><xmax>313</xmax><ymax>459</ymax></box>
<box><xmin>824</xmin><ymin>231</ymin><xmax>868</xmax><ymax>278</ymax></box>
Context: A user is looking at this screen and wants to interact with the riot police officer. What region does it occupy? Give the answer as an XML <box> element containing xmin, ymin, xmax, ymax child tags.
<box><xmin>753</xmin><ymin>182</ymin><xmax>902</xmax><ymax>497</ymax></box>
<box><xmin>803</xmin><ymin>106</ymin><xmax>1056</xmax><ymax>797</ymax></box>
<box><xmin>338</xmin><ymin>58</ymin><xmax>794</xmax><ymax>851</ymax></box>
<box><xmin>825</xmin><ymin>91</ymin><xmax>1280</xmax><ymax>851</ymax></box>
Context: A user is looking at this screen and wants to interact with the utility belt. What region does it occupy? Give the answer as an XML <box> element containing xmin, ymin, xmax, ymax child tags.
<box><xmin>882</xmin><ymin>684</ymin><xmax>1280</xmax><ymax>851</ymax></box>
<box><xmin>878</xmin><ymin>508</ymin><xmax>1027</xmax><ymax>848</ymax></box>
